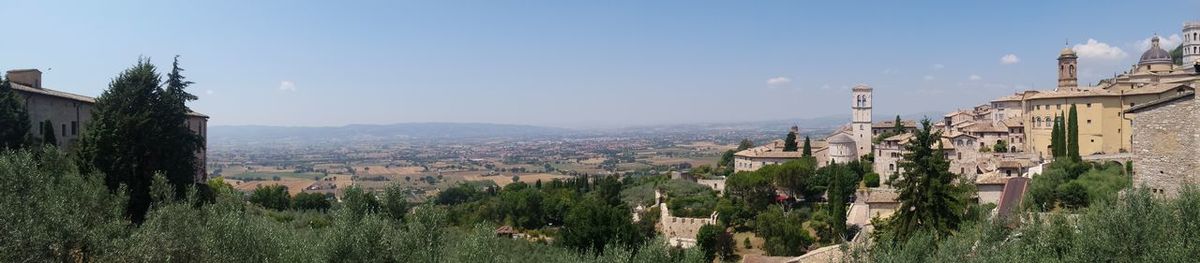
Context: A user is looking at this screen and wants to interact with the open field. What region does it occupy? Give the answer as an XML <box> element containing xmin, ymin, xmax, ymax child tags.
<box><xmin>464</xmin><ymin>173</ymin><xmax>572</xmax><ymax>187</ymax></box>
<box><xmin>232</xmin><ymin>179</ymin><xmax>315</xmax><ymax>196</ymax></box>
<box><xmin>354</xmin><ymin>165</ymin><xmax>425</xmax><ymax>175</ymax></box>
<box><xmin>225</xmin><ymin>172</ymin><xmax>325</xmax><ymax>181</ymax></box>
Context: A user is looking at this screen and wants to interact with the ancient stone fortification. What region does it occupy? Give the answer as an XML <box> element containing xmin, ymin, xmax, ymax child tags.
<box><xmin>1130</xmin><ymin>93</ymin><xmax>1198</xmax><ymax>197</ymax></box>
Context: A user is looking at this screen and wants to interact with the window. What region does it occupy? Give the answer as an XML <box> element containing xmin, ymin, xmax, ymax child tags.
<box><xmin>61</xmin><ymin>124</ymin><xmax>66</xmax><ymax>137</ymax></box>
<box><xmin>1087</xmin><ymin>119</ymin><xmax>1092</xmax><ymax>124</ymax></box>
<box><xmin>71</xmin><ymin>121</ymin><xmax>77</xmax><ymax>135</ymax></box>
<box><xmin>1086</xmin><ymin>103</ymin><xmax>1092</xmax><ymax>108</ymax></box>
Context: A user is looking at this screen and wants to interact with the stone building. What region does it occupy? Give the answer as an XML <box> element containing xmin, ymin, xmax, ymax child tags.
<box><xmin>986</xmin><ymin>26</ymin><xmax>1200</xmax><ymax>159</ymax></box>
<box><xmin>1126</xmin><ymin>90</ymin><xmax>1198</xmax><ymax>197</ymax></box>
<box><xmin>6</xmin><ymin>69</ymin><xmax>210</xmax><ymax>183</ymax></box>
<box><xmin>1186</xmin><ymin>22</ymin><xmax>1200</xmax><ymax>65</ymax></box>
<box><xmin>733</xmin><ymin>85</ymin><xmax>874</xmax><ymax>172</ymax></box>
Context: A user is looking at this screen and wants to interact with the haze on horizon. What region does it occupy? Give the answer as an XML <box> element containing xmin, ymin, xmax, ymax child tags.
<box><xmin>1</xmin><ymin>0</ymin><xmax>1197</xmax><ymax>129</ymax></box>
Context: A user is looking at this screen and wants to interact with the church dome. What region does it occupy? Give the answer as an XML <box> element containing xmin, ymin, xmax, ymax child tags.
<box><xmin>1059</xmin><ymin>47</ymin><xmax>1076</xmax><ymax>57</ymax></box>
<box><xmin>828</xmin><ymin>134</ymin><xmax>854</xmax><ymax>144</ymax></box>
<box><xmin>1139</xmin><ymin>36</ymin><xmax>1173</xmax><ymax>65</ymax></box>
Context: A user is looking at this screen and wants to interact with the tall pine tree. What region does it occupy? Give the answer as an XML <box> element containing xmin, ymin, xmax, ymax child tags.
<box><xmin>783</xmin><ymin>131</ymin><xmax>798</xmax><ymax>152</ymax></box>
<box><xmin>0</xmin><ymin>78</ymin><xmax>33</xmax><ymax>150</ymax></box>
<box><xmin>890</xmin><ymin>119</ymin><xmax>966</xmax><ymax>240</ymax></box>
<box><xmin>1067</xmin><ymin>105</ymin><xmax>1080</xmax><ymax>161</ymax></box>
<box><xmin>77</xmin><ymin>57</ymin><xmax>203</xmax><ymax>223</ymax></box>
<box><xmin>802</xmin><ymin>136</ymin><xmax>812</xmax><ymax>157</ymax></box>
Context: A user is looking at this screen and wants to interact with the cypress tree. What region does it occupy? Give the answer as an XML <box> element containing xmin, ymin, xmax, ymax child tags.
<box><xmin>40</xmin><ymin>121</ymin><xmax>56</xmax><ymax>146</ymax></box>
<box><xmin>893</xmin><ymin>115</ymin><xmax>905</xmax><ymax>134</ymax></box>
<box><xmin>1067</xmin><ymin>105</ymin><xmax>1080</xmax><ymax>161</ymax></box>
<box><xmin>77</xmin><ymin>57</ymin><xmax>203</xmax><ymax>223</ymax></box>
<box><xmin>0</xmin><ymin>78</ymin><xmax>33</xmax><ymax>150</ymax></box>
<box><xmin>1050</xmin><ymin>113</ymin><xmax>1063</xmax><ymax>158</ymax></box>
<box><xmin>783</xmin><ymin>131</ymin><xmax>798</xmax><ymax>152</ymax></box>
<box><xmin>891</xmin><ymin>119</ymin><xmax>965</xmax><ymax>240</ymax></box>
<box><xmin>802</xmin><ymin>136</ymin><xmax>812</xmax><ymax>157</ymax></box>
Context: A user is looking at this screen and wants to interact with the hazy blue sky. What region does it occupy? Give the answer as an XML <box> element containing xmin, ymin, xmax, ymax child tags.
<box><xmin>2</xmin><ymin>1</ymin><xmax>1198</xmax><ymax>128</ymax></box>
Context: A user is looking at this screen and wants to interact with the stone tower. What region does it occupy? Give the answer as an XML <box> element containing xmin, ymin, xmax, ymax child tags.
<box><xmin>1184</xmin><ymin>21</ymin><xmax>1200</xmax><ymax>65</ymax></box>
<box><xmin>851</xmin><ymin>85</ymin><xmax>873</xmax><ymax>158</ymax></box>
<box><xmin>1057</xmin><ymin>45</ymin><xmax>1078</xmax><ymax>91</ymax></box>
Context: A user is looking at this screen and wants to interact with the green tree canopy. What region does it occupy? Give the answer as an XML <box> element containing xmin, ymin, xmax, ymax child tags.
<box><xmin>76</xmin><ymin>58</ymin><xmax>204</xmax><ymax>223</ymax></box>
<box><xmin>0</xmin><ymin>78</ymin><xmax>32</xmax><ymax>150</ymax></box>
<box><xmin>802</xmin><ymin>136</ymin><xmax>812</xmax><ymax>157</ymax></box>
<box><xmin>737</xmin><ymin>139</ymin><xmax>755</xmax><ymax>151</ymax></box>
<box><xmin>889</xmin><ymin>119</ymin><xmax>967</xmax><ymax>240</ymax></box>
<box><xmin>1067</xmin><ymin>105</ymin><xmax>1080</xmax><ymax>161</ymax></box>
<box><xmin>783</xmin><ymin>131</ymin><xmax>799</xmax><ymax>152</ymax></box>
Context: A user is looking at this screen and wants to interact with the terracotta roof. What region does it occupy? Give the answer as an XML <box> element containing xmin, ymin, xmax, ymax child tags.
<box><xmin>974</xmin><ymin>171</ymin><xmax>1008</xmax><ymax>185</ymax></box>
<box><xmin>1125</xmin><ymin>90</ymin><xmax>1195</xmax><ymax>113</ymax></box>
<box><xmin>998</xmin><ymin>160</ymin><xmax>1031</xmax><ymax>169</ymax></box>
<box><xmin>1000</xmin><ymin>116</ymin><xmax>1024</xmax><ymax>127</ymax></box>
<box><xmin>865</xmin><ymin>189</ymin><xmax>899</xmax><ymax>204</ymax></box>
<box><xmin>1122</xmin><ymin>83</ymin><xmax>1194</xmax><ymax>96</ymax></box>
<box><xmin>990</xmin><ymin>94</ymin><xmax>1024</xmax><ymax>102</ymax></box>
<box><xmin>995</xmin><ymin>177</ymin><xmax>1030</xmax><ymax>221</ymax></box>
<box><xmin>873</xmin><ymin>120</ymin><xmax>918</xmax><ymax>129</ymax></box>
<box><xmin>883</xmin><ymin>133</ymin><xmax>914</xmax><ymax>143</ymax></box>
<box><xmin>11</xmin><ymin>82</ymin><xmax>210</xmax><ymax>118</ymax></box>
<box><xmin>10</xmin><ymin>83</ymin><xmax>95</xmax><ymax>103</ymax></box>
<box><xmin>963</xmin><ymin>121</ymin><xmax>1008</xmax><ymax>133</ymax></box>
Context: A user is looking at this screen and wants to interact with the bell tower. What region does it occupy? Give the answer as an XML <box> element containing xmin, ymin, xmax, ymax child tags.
<box><xmin>1057</xmin><ymin>44</ymin><xmax>1078</xmax><ymax>91</ymax></box>
<box><xmin>851</xmin><ymin>85</ymin><xmax>873</xmax><ymax>157</ymax></box>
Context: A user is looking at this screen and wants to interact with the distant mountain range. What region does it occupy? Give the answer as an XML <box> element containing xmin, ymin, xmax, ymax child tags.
<box><xmin>611</xmin><ymin>111</ymin><xmax>946</xmax><ymax>132</ymax></box>
<box><xmin>208</xmin><ymin>123</ymin><xmax>576</xmax><ymax>144</ymax></box>
<box><xmin>208</xmin><ymin>111</ymin><xmax>944</xmax><ymax>144</ymax></box>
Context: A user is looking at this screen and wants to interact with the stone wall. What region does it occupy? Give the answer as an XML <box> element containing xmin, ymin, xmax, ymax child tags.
<box><xmin>1131</xmin><ymin>95</ymin><xmax>1198</xmax><ymax>197</ymax></box>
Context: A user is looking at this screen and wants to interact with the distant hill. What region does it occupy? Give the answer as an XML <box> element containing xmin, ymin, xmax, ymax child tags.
<box><xmin>208</xmin><ymin>122</ymin><xmax>576</xmax><ymax>144</ymax></box>
<box><xmin>613</xmin><ymin>111</ymin><xmax>945</xmax><ymax>133</ymax></box>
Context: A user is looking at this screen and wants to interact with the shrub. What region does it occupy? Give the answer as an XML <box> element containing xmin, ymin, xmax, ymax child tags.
<box><xmin>249</xmin><ymin>185</ymin><xmax>291</xmax><ymax>210</ymax></box>
<box><xmin>293</xmin><ymin>192</ymin><xmax>331</xmax><ymax>211</ymax></box>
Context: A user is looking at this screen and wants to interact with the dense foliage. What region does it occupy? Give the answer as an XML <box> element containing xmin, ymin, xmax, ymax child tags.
<box><xmin>783</xmin><ymin>131</ymin><xmax>798</xmax><ymax>152</ymax></box>
<box><xmin>0</xmin><ymin>78</ymin><xmax>32</xmax><ymax>150</ymax></box>
<box><xmin>854</xmin><ymin>187</ymin><xmax>1200</xmax><ymax>262</ymax></box>
<box><xmin>887</xmin><ymin>119</ymin><xmax>969</xmax><ymax>241</ymax></box>
<box><xmin>1026</xmin><ymin>159</ymin><xmax>1130</xmax><ymax>211</ymax></box>
<box><xmin>0</xmin><ymin>148</ymin><xmax>706</xmax><ymax>262</ymax></box>
<box><xmin>76</xmin><ymin>58</ymin><xmax>205</xmax><ymax>223</ymax></box>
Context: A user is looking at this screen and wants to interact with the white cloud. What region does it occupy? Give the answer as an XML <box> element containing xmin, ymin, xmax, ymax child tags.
<box><xmin>1000</xmin><ymin>54</ymin><xmax>1020</xmax><ymax>64</ymax></box>
<box><xmin>1074</xmin><ymin>39</ymin><xmax>1127</xmax><ymax>60</ymax></box>
<box><xmin>1136</xmin><ymin>34</ymin><xmax>1182</xmax><ymax>51</ymax></box>
<box><xmin>205</xmin><ymin>89</ymin><xmax>214</xmax><ymax>95</ymax></box>
<box><xmin>279</xmin><ymin>80</ymin><xmax>296</xmax><ymax>91</ymax></box>
<box><xmin>923</xmin><ymin>75</ymin><xmax>935</xmax><ymax>81</ymax></box>
<box><xmin>968</xmin><ymin>74</ymin><xmax>982</xmax><ymax>81</ymax></box>
<box><xmin>766</xmin><ymin>77</ymin><xmax>792</xmax><ymax>88</ymax></box>
<box><xmin>932</xmin><ymin>64</ymin><xmax>945</xmax><ymax>70</ymax></box>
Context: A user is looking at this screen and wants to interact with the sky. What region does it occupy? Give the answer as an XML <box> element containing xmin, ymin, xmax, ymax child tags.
<box><xmin>2</xmin><ymin>1</ymin><xmax>1198</xmax><ymax>128</ymax></box>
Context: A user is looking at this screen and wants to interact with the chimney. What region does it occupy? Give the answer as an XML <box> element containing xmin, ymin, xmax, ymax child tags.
<box><xmin>6</xmin><ymin>69</ymin><xmax>42</xmax><ymax>89</ymax></box>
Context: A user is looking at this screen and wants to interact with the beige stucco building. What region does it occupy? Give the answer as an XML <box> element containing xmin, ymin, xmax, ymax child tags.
<box><xmin>6</xmin><ymin>69</ymin><xmax>210</xmax><ymax>183</ymax></box>
<box><xmin>989</xmin><ymin>33</ymin><xmax>1200</xmax><ymax>159</ymax></box>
